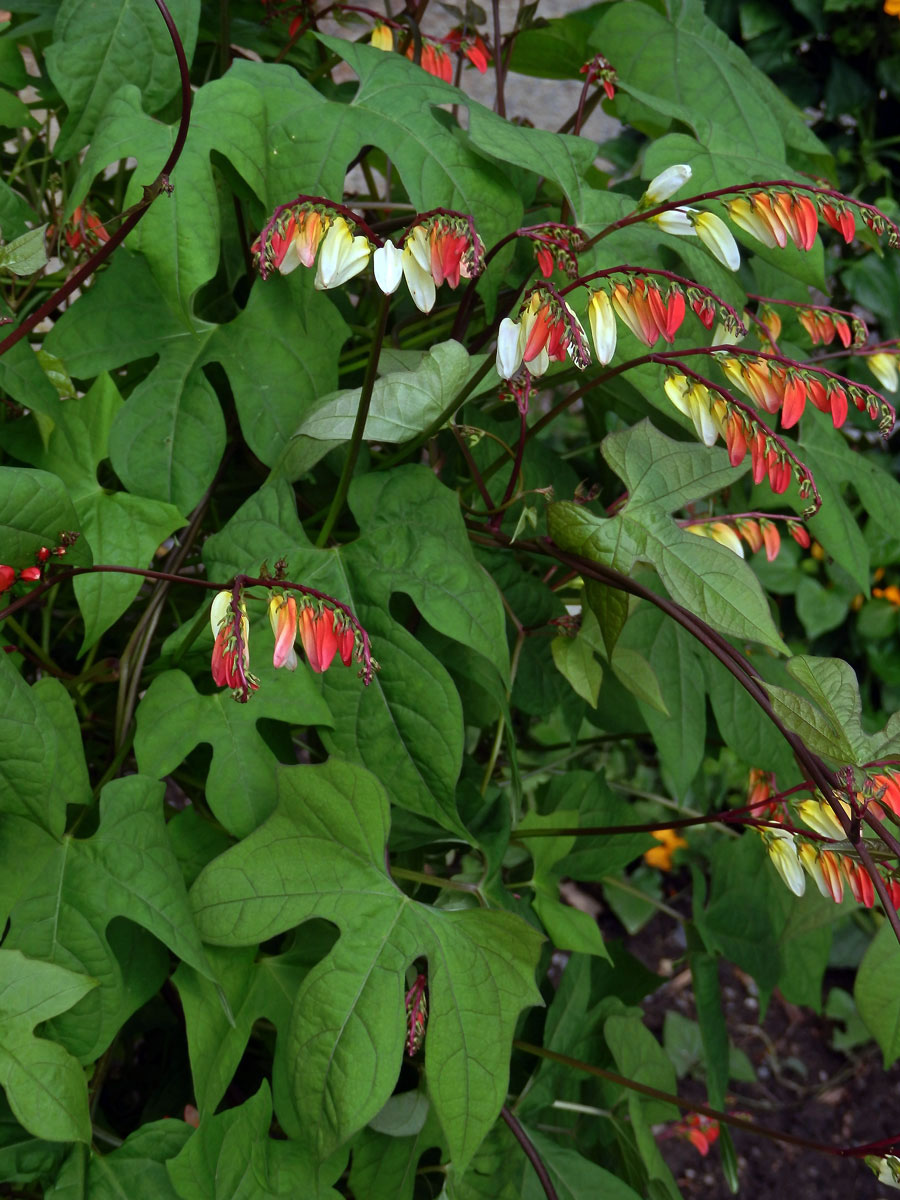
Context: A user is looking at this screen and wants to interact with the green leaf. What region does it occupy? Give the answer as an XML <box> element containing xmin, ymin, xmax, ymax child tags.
<box><xmin>134</xmin><ymin>664</ymin><xmax>333</xmax><ymax>838</ymax></box>
<box><xmin>548</xmin><ymin>423</ymin><xmax>786</xmax><ymax>652</ymax></box>
<box><xmin>0</xmin><ymin>656</ymin><xmax>78</xmax><ymax>836</ymax></box>
<box><xmin>605</xmin><ymin>1013</ymin><xmax>679</xmax><ymax>1123</ymax></box>
<box><xmin>0</xmin><ymin>950</ymin><xmax>96</xmax><ymax>1143</ymax></box>
<box><xmin>856</xmin><ymin>920</ymin><xmax>900</xmax><ymax>1067</ymax></box>
<box><xmin>204</xmin><ymin>470</ymin><xmax>507</xmax><ymax>835</ymax></box>
<box><xmin>522</xmin><ymin>1129</ymin><xmax>644</xmax><ymax>1200</ymax></box>
<box><xmin>6</xmin><ymin>374</ymin><xmax>186</xmax><ymax>649</ymax></box>
<box><xmin>4</xmin><ymin>776</ymin><xmax>212</xmax><ymax>1060</ymax></box>
<box><xmin>0</xmin><ymin>466</ymin><xmax>91</xmax><ymax>569</ymax></box>
<box><xmin>0</xmin><ymin>225</ymin><xmax>47</xmax><ymax>275</ymax></box>
<box><xmin>315</xmin><ymin>39</ymin><xmax>523</xmax><ymax>248</ymax></box>
<box><xmin>285</xmin><ymin>340</ymin><xmax>473</xmax><ymax>472</ymax></box>
<box><xmin>0</xmin><ymin>1097</ymin><xmax>68</xmax><ymax>1185</ymax></box>
<box><xmin>551</xmin><ymin>632</ymin><xmax>603</xmax><ymax>707</ymax></box>
<box><xmin>618</xmin><ymin>602</ymin><xmax>706</xmax><ymax>797</ymax></box>
<box><xmin>60</xmin><ymin>1122</ymin><xmax>192</xmax><ymax>1200</ymax></box>
<box><xmin>107</xmin><ymin>333</ymin><xmax>225</xmax><ymax>512</ymax></box>
<box><xmin>174</xmin><ymin>935</ymin><xmax>335</xmax><ymax>1118</ymax></box>
<box><xmin>348</xmin><ymin>1109</ymin><xmax>444</xmax><ymax>1200</ymax></box>
<box><xmin>168</xmin><ymin>1082</ymin><xmax>342</xmax><ymax>1200</ymax></box>
<box><xmin>47</xmin><ymin>0</ymin><xmax>200</xmax><ymax>158</ymax></box>
<box><xmin>190</xmin><ymin>761</ymin><xmax>543</xmax><ymax>1169</ymax></box>
<box><xmin>207</xmin><ymin>271</ymin><xmax>349</xmax><ymax>468</ymax></box>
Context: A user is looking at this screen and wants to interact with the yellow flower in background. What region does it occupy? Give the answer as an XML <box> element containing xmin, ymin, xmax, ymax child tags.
<box><xmin>886</xmin><ymin>0</ymin><xmax>900</xmax><ymax>17</ymax></box>
<box><xmin>644</xmin><ymin>828</ymin><xmax>687</xmax><ymax>870</ymax></box>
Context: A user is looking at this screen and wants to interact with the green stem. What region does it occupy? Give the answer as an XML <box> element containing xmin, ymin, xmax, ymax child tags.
<box><xmin>600</xmin><ymin>874</ymin><xmax>684</xmax><ymax>922</ymax></box>
<box><xmin>317</xmin><ymin>291</ymin><xmax>391</xmax><ymax>547</ymax></box>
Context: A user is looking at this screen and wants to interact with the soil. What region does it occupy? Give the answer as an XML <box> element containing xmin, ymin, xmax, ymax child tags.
<box><xmin>630</xmin><ymin>911</ymin><xmax>900</xmax><ymax>1200</ymax></box>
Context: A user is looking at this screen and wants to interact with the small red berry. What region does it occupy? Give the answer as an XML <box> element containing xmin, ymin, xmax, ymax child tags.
<box><xmin>0</xmin><ymin>565</ymin><xmax>15</xmax><ymax>593</ymax></box>
<box><xmin>37</xmin><ymin>546</ymin><xmax>50</xmax><ymax>562</ymax></box>
<box><xmin>19</xmin><ymin>567</ymin><xmax>41</xmax><ymax>582</ymax></box>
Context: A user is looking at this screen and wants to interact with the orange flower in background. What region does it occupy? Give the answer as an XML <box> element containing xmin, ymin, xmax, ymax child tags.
<box><xmin>644</xmin><ymin>828</ymin><xmax>687</xmax><ymax>870</ymax></box>
<box><xmin>886</xmin><ymin>0</ymin><xmax>900</xmax><ymax>16</ymax></box>
<box><xmin>407</xmin><ymin>38</ymin><xmax>453</xmax><ymax>81</ymax></box>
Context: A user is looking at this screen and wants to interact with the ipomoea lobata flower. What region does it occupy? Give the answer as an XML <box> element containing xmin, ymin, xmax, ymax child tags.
<box><xmin>314</xmin><ymin>216</ymin><xmax>371</xmax><ymax>290</ymax></box>
<box><xmin>210</xmin><ymin>591</ymin><xmax>258</xmax><ymax>697</ymax></box>
<box><xmin>650</xmin><ymin>207</ymin><xmax>697</xmax><ymax>236</ymax></box>
<box><xmin>588</xmin><ymin>289</ymin><xmax>617</xmax><ymax>365</ymax></box>
<box><xmin>763</xmin><ymin>828</ymin><xmax>806</xmax><ymax>897</ymax></box>
<box><xmin>268</xmin><ymin>594</ymin><xmax>298</xmax><ymax>671</ymax></box>
<box><xmin>402</xmin><ymin>225</ymin><xmax>437</xmax><ymax>313</ymax></box>
<box><xmin>298</xmin><ymin>604</ymin><xmax>355</xmax><ymax>673</ymax></box>
<box><xmin>373</xmin><ymin>241</ymin><xmax>403</xmax><ymax>294</ymax></box>
<box><xmin>640</xmin><ymin>163</ymin><xmax>692</xmax><ymax>207</ymax></box>
<box><xmin>796</xmin><ymin>797</ymin><xmax>850</xmax><ymax>840</ymax></box>
<box><xmin>867</xmin><ymin>352</ymin><xmax>899</xmax><ymax>393</ymax></box>
<box><xmin>496</xmin><ymin>316</ymin><xmax>525</xmax><ymax>379</ymax></box>
<box><xmin>691</xmin><ymin>211</ymin><xmax>741</xmax><ymax>271</ymax></box>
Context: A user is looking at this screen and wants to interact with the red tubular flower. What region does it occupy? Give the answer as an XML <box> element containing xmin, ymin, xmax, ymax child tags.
<box><xmin>692</xmin><ymin>296</ymin><xmax>716</xmax><ymax>329</ymax></box>
<box><xmin>409</xmin><ymin>40</ymin><xmax>453</xmax><ymax>81</ymax></box>
<box><xmin>297</xmin><ymin>604</ymin><xmax>353</xmax><ymax>673</ymax></box>
<box><xmin>750</xmin><ymin>430</ymin><xmax>768</xmax><ymax>485</ymax></box>
<box><xmin>646</xmin><ymin>287</ymin><xmax>685</xmax><ymax>343</ymax></box>
<box><xmin>821</xmin><ymin>202</ymin><xmax>856</xmax><ymax>244</ymax></box>
<box><xmin>766</xmin><ymin>448</ymin><xmax>791</xmax><ymax>494</ymax></box>
<box><xmin>843</xmin><ymin>860</ymin><xmax>876</xmax><ymax>907</ymax></box>
<box><xmin>788</xmin><ymin>521</ymin><xmax>811</xmax><ymax>548</ymax></box>
<box><xmin>611</xmin><ymin>279</ymin><xmax>662</xmax><ymax>346</ymax></box>
<box><xmin>724</xmin><ymin>411</ymin><xmax>748</xmax><ymax>467</ymax></box>
<box><xmin>429</xmin><ymin>221</ymin><xmax>471</xmax><ymax>289</ymax></box>
<box><xmin>0</xmin><ymin>565</ymin><xmax>15</xmax><ymax>593</ymax></box>
<box><xmin>819</xmin><ymin>850</ymin><xmax>844</xmax><ymax>904</ymax></box>
<box><xmin>442</xmin><ymin>28</ymin><xmax>490</xmax><ymax>72</ymax></box>
<box><xmin>210</xmin><ymin>592</ymin><xmax>258</xmax><ymax>697</ymax></box>
<box><xmin>535</xmin><ymin>244</ymin><xmax>555</xmax><ymax>277</ymax></box>
<box><xmin>781</xmin><ymin>375</ymin><xmax>808</xmax><ymax>428</ymax></box>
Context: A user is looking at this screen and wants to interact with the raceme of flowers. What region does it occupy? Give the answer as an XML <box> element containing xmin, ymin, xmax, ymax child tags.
<box><xmin>252</xmin><ymin>201</ymin><xmax>485</xmax><ymax>313</ymax></box>
<box><xmin>369</xmin><ymin>21</ymin><xmax>490</xmax><ymax>80</ymax></box>
<box><xmin>754</xmin><ymin>774</ymin><xmax>900</xmax><ymax>908</ymax></box>
<box><xmin>684</xmin><ymin>515</ymin><xmax>809</xmax><ymax>562</ymax></box>
<box><xmin>210</xmin><ymin>589</ymin><xmax>362</xmax><ymax>702</ymax></box>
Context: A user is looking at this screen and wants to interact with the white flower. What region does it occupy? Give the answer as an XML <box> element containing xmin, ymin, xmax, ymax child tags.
<box><xmin>641</xmin><ymin>163</ymin><xmax>692</xmax><ymax>206</ymax></box>
<box><xmin>373</xmin><ymin>241</ymin><xmax>403</xmax><ymax>294</ymax></box>
<box><xmin>402</xmin><ymin>226</ymin><xmax>436</xmax><ymax>313</ymax></box>
<box><xmin>765</xmin><ymin>829</ymin><xmax>806</xmax><ymax>897</ymax></box>
<box><xmin>496</xmin><ymin>317</ymin><xmax>524</xmax><ymax>379</ymax></box>
<box><xmin>314</xmin><ymin>217</ymin><xmax>371</xmax><ymax>289</ymax></box>
<box><xmin>528</xmin><ymin>346</ymin><xmax>550</xmax><ymax>377</ymax></box>
<box><xmin>588</xmin><ymin>290</ymin><xmax>617</xmax><ymax>365</ymax></box>
<box><xmin>692</xmin><ymin>211</ymin><xmax>741</xmax><ymax>271</ymax></box>
<box><xmin>650</xmin><ymin>207</ymin><xmax>697</xmax><ymax>236</ymax></box>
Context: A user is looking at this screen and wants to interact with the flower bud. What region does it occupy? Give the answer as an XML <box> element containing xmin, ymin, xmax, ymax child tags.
<box><xmin>641</xmin><ymin>163</ymin><xmax>692</xmax><ymax>206</ymax></box>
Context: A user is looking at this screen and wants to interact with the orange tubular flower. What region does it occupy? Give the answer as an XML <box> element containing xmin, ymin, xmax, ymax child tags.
<box><xmin>429</xmin><ymin>220</ymin><xmax>471</xmax><ymax>289</ymax></box>
<box><xmin>818</xmin><ymin>850</ymin><xmax>844</xmax><ymax>904</ymax></box>
<box><xmin>611</xmin><ymin>279</ymin><xmax>662</xmax><ymax>346</ymax></box>
<box><xmin>268</xmin><ymin>594</ymin><xmax>298</xmax><ymax>671</ymax></box>
<box><xmin>298</xmin><ymin>604</ymin><xmax>339</xmax><ymax>673</ymax></box>
<box><xmin>728</xmin><ymin>191</ymin><xmax>817</xmax><ymax>251</ymax></box>
<box><xmin>442</xmin><ymin>28</ymin><xmax>490</xmax><ymax>72</ymax></box>
<box><xmin>843</xmin><ymin>860</ymin><xmax>876</xmax><ymax>908</ymax></box>
<box><xmin>409</xmin><ymin>39</ymin><xmax>454</xmax><ymax>81</ymax></box>
<box><xmin>760</xmin><ymin>519</ymin><xmax>781</xmax><ymax>562</ymax></box>
<box><xmin>720</xmin><ymin>355</ymin><xmax>785</xmax><ymax>415</ymax></box>
<box><xmin>738</xmin><ymin>519</ymin><xmax>763</xmax><ymax>554</ymax></box>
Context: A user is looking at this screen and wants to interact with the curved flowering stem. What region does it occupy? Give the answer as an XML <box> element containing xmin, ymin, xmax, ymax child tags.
<box><xmin>650</xmin><ymin>354</ymin><xmax>822</xmax><ymax>514</ymax></box>
<box><xmin>748</xmin><ymin>294</ymin><xmax>867</xmax><ymax>348</ymax></box>
<box><xmin>471</xmin><ymin>520</ymin><xmax>900</xmax><ymax>947</ymax></box>
<box><xmin>561</xmin><ymin>264</ymin><xmax>747</xmax><ymax>336</ymax></box>
<box><xmin>500</xmin><ymin>1107</ymin><xmax>559</xmax><ymax>1200</ymax></box>
<box><xmin>0</xmin><ymin>0</ymin><xmax>191</xmax><ymax>361</ymax></box>
<box><xmin>585</xmin><ymin>178</ymin><xmax>900</xmax><ymax>250</ymax></box>
<box><xmin>514</xmin><ymin>1042</ymin><xmax>900</xmax><ymax>1160</ymax></box>
<box><xmin>450</xmin><ymin>221</ymin><xmax>588</xmax><ymax>340</ymax></box>
<box><xmin>255</xmin><ymin>193</ymin><xmax>385</xmax><ymax>279</ymax></box>
<box><xmin>0</xmin><ymin>565</ymin><xmax>377</xmax><ymax>686</ymax></box>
